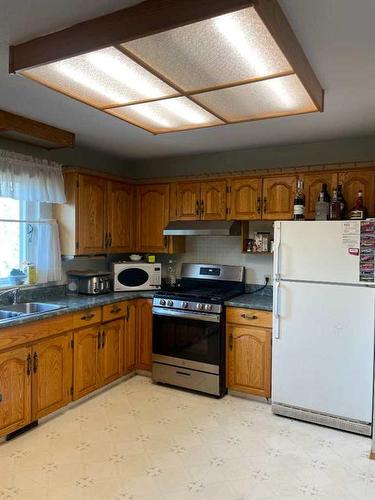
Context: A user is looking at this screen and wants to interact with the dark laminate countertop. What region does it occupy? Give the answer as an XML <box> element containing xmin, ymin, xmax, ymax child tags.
<box><xmin>224</xmin><ymin>293</ymin><xmax>273</xmax><ymax>312</ymax></box>
<box><xmin>0</xmin><ymin>291</ymin><xmax>155</xmax><ymax>329</ymax></box>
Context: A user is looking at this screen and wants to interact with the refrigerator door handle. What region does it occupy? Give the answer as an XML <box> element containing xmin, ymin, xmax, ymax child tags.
<box><xmin>273</xmin><ymin>221</ymin><xmax>281</xmax><ymax>281</ymax></box>
<box><xmin>274</xmin><ymin>281</ymin><xmax>280</xmax><ymax>339</ymax></box>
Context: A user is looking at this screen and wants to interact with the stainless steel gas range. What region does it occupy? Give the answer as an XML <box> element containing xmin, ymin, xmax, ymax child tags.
<box><xmin>152</xmin><ymin>263</ymin><xmax>245</xmax><ymax>397</ymax></box>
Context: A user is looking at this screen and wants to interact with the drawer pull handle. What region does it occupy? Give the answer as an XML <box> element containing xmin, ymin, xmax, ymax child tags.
<box><xmin>176</xmin><ymin>371</ymin><xmax>191</xmax><ymax>377</ymax></box>
<box><xmin>33</xmin><ymin>352</ymin><xmax>38</xmax><ymax>374</ymax></box>
<box><xmin>241</xmin><ymin>314</ymin><xmax>258</xmax><ymax>320</ymax></box>
<box><xmin>26</xmin><ymin>354</ymin><xmax>32</xmax><ymax>376</ymax></box>
<box><xmin>81</xmin><ymin>313</ymin><xmax>95</xmax><ymax>321</ymax></box>
<box><xmin>110</xmin><ymin>307</ymin><xmax>121</xmax><ymax>314</ymax></box>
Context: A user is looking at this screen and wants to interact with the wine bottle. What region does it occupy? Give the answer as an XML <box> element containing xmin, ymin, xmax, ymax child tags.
<box><xmin>336</xmin><ymin>184</ymin><xmax>346</xmax><ymax>219</ymax></box>
<box><xmin>330</xmin><ymin>188</ymin><xmax>339</xmax><ymax>220</ymax></box>
<box><xmin>349</xmin><ymin>190</ymin><xmax>368</xmax><ymax>220</ymax></box>
<box><xmin>293</xmin><ymin>180</ymin><xmax>305</xmax><ymax>220</ymax></box>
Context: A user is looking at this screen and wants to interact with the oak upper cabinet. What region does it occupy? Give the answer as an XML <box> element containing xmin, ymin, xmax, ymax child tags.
<box><xmin>73</xmin><ymin>325</ymin><xmax>100</xmax><ymax>400</ymax></box>
<box><xmin>227</xmin><ymin>324</ymin><xmax>271</xmax><ymax>397</ymax></box>
<box><xmin>31</xmin><ymin>333</ymin><xmax>73</xmax><ymax>420</ymax></box>
<box><xmin>262</xmin><ymin>175</ymin><xmax>297</xmax><ymax>220</ymax></box>
<box><xmin>100</xmin><ymin>319</ymin><xmax>123</xmax><ymax>387</ymax></box>
<box><xmin>339</xmin><ymin>169</ymin><xmax>375</xmax><ymax>217</ymax></box>
<box><xmin>54</xmin><ymin>172</ymin><xmax>133</xmax><ymax>255</ymax></box>
<box><xmin>303</xmin><ymin>171</ymin><xmax>338</xmax><ymax>220</ymax></box>
<box><xmin>0</xmin><ymin>347</ymin><xmax>32</xmax><ymax>437</ymax></box>
<box><xmin>136</xmin><ymin>184</ymin><xmax>170</xmax><ymax>253</ymax></box>
<box><xmin>124</xmin><ymin>301</ymin><xmax>137</xmax><ymax>374</ymax></box>
<box><xmin>176</xmin><ymin>182</ymin><xmax>201</xmax><ymax>220</ymax></box>
<box><xmin>107</xmin><ymin>181</ymin><xmax>134</xmax><ymax>253</ymax></box>
<box><xmin>229</xmin><ymin>177</ymin><xmax>262</xmax><ymax>220</ymax></box>
<box><xmin>175</xmin><ymin>180</ymin><xmax>227</xmax><ymax>221</ymax></box>
<box><xmin>77</xmin><ymin>174</ymin><xmax>107</xmax><ymax>254</ymax></box>
<box><xmin>137</xmin><ymin>299</ymin><xmax>153</xmax><ymax>371</ymax></box>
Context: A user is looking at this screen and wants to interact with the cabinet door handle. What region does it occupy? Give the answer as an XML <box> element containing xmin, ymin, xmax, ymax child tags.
<box><xmin>0</xmin><ymin>393</ymin><xmax>2</xmax><ymax>403</ymax></box>
<box><xmin>241</xmin><ymin>314</ymin><xmax>258</xmax><ymax>320</ymax></box>
<box><xmin>27</xmin><ymin>353</ymin><xmax>32</xmax><ymax>376</ymax></box>
<box><xmin>33</xmin><ymin>352</ymin><xmax>38</xmax><ymax>374</ymax></box>
<box><xmin>109</xmin><ymin>233</ymin><xmax>112</xmax><ymax>247</ymax></box>
<box><xmin>164</xmin><ymin>235</ymin><xmax>168</xmax><ymax>248</ymax></box>
<box><xmin>97</xmin><ymin>331</ymin><xmax>102</xmax><ymax>349</ymax></box>
<box><xmin>126</xmin><ymin>305</ymin><xmax>129</xmax><ymax>322</ymax></box>
<box><xmin>105</xmin><ymin>232</ymin><xmax>108</xmax><ymax>248</ymax></box>
<box><xmin>257</xmin><ymin>197</ymin><xmax>261</xmax><ymax>214</ymax></box>
<box><xmin>81</xmin><ymin>313</ymin><xmax>95</xmax><ymax>321</ymax></box>
<box><xmin>263</xmin><ymin>198</ymin><xmax>267</xmax><ymax>213</ymax></box>
<box><xmin>102</xmin><ymin>331</ymin><xmax>106</xmax><ymax>349</ymax></box>
<box><xmin>200</xmin><ymin>199</ymin><xmax>204</xmax><ymax>216</ymax></box>
<box><xmin>195</xmin><ymin>199</ymin><xmax>200</xmax><ymax>216</ymax></box>
<box><xmin>229</xmin><ymin>333</ymin><xmax>233</xmax><ymax>351</ymax></box>
<box><xmin>110</xmin><ymin>306</ymin><xmax>121</xmax><ymax>314</ymax></box>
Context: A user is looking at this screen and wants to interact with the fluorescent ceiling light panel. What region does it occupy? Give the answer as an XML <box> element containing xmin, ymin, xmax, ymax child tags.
<box><xmin>16</xmin><ymin>2</ymin><xmax>322</xmax><ymax>134</ymax></box>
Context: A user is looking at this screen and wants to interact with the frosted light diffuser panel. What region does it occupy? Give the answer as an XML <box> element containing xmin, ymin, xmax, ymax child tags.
<box><xmin>123</xmin><ymin>8</ymin><xmax>292</xmax><ymax>91</ymax></box>
<box><xmin>106</xmin><ymin>97</ymin><xmax>223</xmax><ymax>133</ymax></box>
<box><xmin>195</xmin><ymin>75</ymin><xmax>317</xmax><ymax>122</ymax></box>
<box><xmin>16</xmin><ymin>3</ymin><xmax>322</xmax><ymax>134</ymax></box>
<box><xmin>22</xmin><ymin>47</ymin><xmax>177</xmax><ymax>108</ymax></box>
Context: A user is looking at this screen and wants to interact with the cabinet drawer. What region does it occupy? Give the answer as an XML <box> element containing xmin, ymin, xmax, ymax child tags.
<box><xmin>73</xmin><ymin>308</ymin><xmax>101</xmax><ymax>329</ymax></box>
<box><xmin>226</xmin><ymin>307</ymin><xmax>272</xmax><ymax>328</ymax></box>
<box><xmin>102</xmin><ymin>301</ymin><xmax>127</xmax><ymax>322</ymax></box>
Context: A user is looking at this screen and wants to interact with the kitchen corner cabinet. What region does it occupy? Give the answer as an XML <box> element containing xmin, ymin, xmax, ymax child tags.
<box><xmin>174</xmin><ymin>180</ymin><xmax>227</xmax><ymax>221</ymax></box>
<box><xmin>226</xmin><ymin>307</ymin><xmax>272</xmax><ymax>398</ymax></box>
<box><xmin>137</xmin><ymin>299</ymin><xmax>153</xmax><ymax>371</ymax></box>
<box><xmin>54</xmin><ymin>172</ymin><xmax>133</xmax><ymax>255</ymax></box>
<box><xmin>339</xmin><ymin>169</ymin><xmax>375</xmax><ymax>217</ymax></box>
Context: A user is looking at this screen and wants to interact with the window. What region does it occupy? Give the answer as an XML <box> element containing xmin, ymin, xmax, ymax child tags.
<box><xmin>0</xmin><ymin>198</ymin><xmax>53</xmax><ymax>286</ymax></box>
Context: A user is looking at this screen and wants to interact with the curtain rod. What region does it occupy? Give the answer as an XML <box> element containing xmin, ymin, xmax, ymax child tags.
<box><xmin>0</xmin><ymin>219</ymin><xmax>56</xmax><ymax>223</ymax></box>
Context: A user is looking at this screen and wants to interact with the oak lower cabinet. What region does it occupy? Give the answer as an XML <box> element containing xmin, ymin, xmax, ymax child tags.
<box><xmin>137</xmin><ymin>299</ymin><xmax>153</xmax><ymax>371</ymax></box>
<box><xmin>73</xmin><ymin>325</ymin><xmax>100</xmax><ymax>400</ymax></box>
<box><xmin>124</xmin><ymin>301</ymin><xmax>137</xmax><ymax>374</ymax></box>
<box><xmin>0</xmin><ymin>347</ymin><xmax>32</xmax><ymax>437</ymax></box>
<box><xmin>226</xmin><ymin>308</ymin><xmax>272</xmax><ymax>398</ymax></box>
<box><xmin>31</xmin><ymin>333</ymin><xmax>73</xmax><ymax>420</ymax></box>
<box><xmin>100</xmin><ymin>319</ymin><xmax>123</xmax><ymax>387</ymax></box>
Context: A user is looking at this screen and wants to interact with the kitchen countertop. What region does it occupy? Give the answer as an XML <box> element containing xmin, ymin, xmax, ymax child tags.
<box><xmin>0</xmin><ymin>291</ymin><xmax>155</xmax><ymax>329</ymax></box>
<box><xmin>224</xmin><ymin>293</ymin><xmax>273</xmax><ymax>311</ymax></box>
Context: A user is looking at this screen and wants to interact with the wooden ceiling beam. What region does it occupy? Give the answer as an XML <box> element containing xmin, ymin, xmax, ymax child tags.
<box><xmin>9</xmin><ymin>0</ymin><xmax>252</xmax><ymax>72</ymax></box>
<box><xmin>0</xmin><ymin>110</ymin><xmax>75</xmax><ymax>148</ymax></box>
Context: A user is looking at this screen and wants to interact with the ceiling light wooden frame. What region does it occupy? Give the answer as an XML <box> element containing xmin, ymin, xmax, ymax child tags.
<box><xmin>9</xmin><ymin>0</ymin><xmax>324</xmax><ymax>135</ymax></box>
<box><xmin>0</xmin><ymin>109</ymin><xmax>75</xmax><ymax>149</ymax></box>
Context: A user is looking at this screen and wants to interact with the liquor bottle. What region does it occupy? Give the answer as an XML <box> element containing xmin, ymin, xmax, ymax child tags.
<box><xmin>349</xmin><ymin>190</ymin><xmax>368</xmax><ymax>220</ymax></box>
<box><xmin>329</xmin><ymin>188</ymin><xmax>339</xmax><ymax>220</ymax></box>
<box><xmin>315</xmin><ymin>183</ymin><xmax>330</xmax><ymax>220</ymax></box>
<box><xmin>336</xmin><ymin>184</ymin><xmax>346</xmax><ymax>219</ymax></box>
<box><xmin>293</xmin><ymin>179</ymin><xmax>305</xmax><ymax>220</ymax></box>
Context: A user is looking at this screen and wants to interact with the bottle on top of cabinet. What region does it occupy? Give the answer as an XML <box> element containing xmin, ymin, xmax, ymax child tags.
<box><xmin>293</xmin><ymin>179</ymin><xmax>305</xmax><ymax>220</ymax></box>
<box><xmin>330</xmin><ymin>184</ymin><xmax>346</xmax><ymax>220</ymax></box>
<box><xmin>349</xmin><ymin>190</ymin><xmax>368</xmax><ymax>220</ymax></box>
<box><xmin>315</xmin><ymin>183</ymin><xmax>331</xmax><ymax>220</ymax></box>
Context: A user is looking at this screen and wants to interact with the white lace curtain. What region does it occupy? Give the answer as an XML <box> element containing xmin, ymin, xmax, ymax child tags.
<box><xmin>0</xmin><ymin>149</ymin><xmax>66</xmax><ymax>203</ymax></box>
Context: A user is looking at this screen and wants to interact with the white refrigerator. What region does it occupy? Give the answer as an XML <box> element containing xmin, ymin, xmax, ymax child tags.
<box><xmin>272</xmin><ymin>220</ymin><xmax>375</xmax><ymax>435</ymax></box>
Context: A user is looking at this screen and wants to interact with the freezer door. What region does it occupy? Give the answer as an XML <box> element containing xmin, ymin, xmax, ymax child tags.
<box><xmin>274</xmin><ymin>220</ymin><xmax>365</xmax><ymax>285</ymax></box>
<box><xmin>272</xmin><ymin>281</ymin><xmax>375</xmax><ymax>423</ymax></box>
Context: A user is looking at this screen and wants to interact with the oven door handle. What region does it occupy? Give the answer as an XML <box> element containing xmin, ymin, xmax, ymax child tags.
<box><xmin>152</xmin><ymin>307</ymin><xmax>221</xmax><ymax>323</ymax></box>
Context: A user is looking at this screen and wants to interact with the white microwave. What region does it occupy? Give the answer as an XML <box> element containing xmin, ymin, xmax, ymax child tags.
<box><xmin>113</xmin><ymin>262</ymin><xmax>162</xmax><ymax>291</ymax></box>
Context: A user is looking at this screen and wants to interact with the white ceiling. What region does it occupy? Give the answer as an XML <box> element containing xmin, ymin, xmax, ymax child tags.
<box><xmin>1</xmin><ymin>0</ymin><xmax>375</xmax><ymax>160</ymax></box>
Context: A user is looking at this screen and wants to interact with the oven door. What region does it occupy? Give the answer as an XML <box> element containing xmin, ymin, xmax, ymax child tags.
<box><xmin>152</xmin><ymin>307</ymin><xmax>223</xmax><ymax>373</ymax></box>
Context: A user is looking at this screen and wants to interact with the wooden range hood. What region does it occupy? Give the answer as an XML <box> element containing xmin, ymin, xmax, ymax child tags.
<box><xmin>9</xmin><ymin>0</ymin><xmax>324</xmax><ymax>135</ymax></box>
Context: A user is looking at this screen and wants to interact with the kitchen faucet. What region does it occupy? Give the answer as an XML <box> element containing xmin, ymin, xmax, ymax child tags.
<box><xmin>0</xmin><ymin>287</ymin><xmax>20</xmax><ymax>305</ymax></box>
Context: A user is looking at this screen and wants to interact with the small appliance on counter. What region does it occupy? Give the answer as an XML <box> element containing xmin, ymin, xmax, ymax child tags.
<box><xmin>113</xmin><ymin>262</ymin><xmax>161</xmax><ymax>291</ymax></box>
<box><xmin>67</xmin><ymin>270</ymin><xmax>112</xmax><ymax>295</ymax></box>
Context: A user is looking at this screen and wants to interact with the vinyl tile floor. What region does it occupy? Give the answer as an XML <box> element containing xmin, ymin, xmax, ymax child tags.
<box><xmin>0</xmin><ymin>375</ymin><xmax>374</xmax><ymax>500</ymax></box>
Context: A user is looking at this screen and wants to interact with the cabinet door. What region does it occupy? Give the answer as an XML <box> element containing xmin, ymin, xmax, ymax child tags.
<box><xmin>230</xmin><ymin>177</ymin><xmax>262</xmax><ymax>220</ymax></box>
<box><xmin>100</xmin><ymin>320</ymin><xmax>123</xmax><ymax>386</ymax></box>
<box><xmin>0</xmin><ymin>347</ymin><xmax>31</xmax><ymax>438</ymax></box>
<box><xmin>73</xmin><ymin>326</ymin><xmax>100</xmax><ymax>400</ymax></box>
<box><xmin>262</xmin><ymin>175</ymin><xmax>296</xmax><ymax>220</ymax></box>
<box><xmin>176</xmin><ymin>182</ymin><xmax>201</xmax><ymax>220</ymax></box>
<box><xmin>107</xmin><ymin>181</ymin><xmax>134</xmax><ymax>253</ymax></box>
<box><xmin>201</xmin><ymin>180</ymin><xmax>227</xmax><ymax>220</ymax></box>
<box><xmin>31</xmin><ymin>333</ymin><xmax>73</xmax><ymax>420</ymax></box>
<box><xmin>227</xmin><ymin>325</ymin><xmax>271</xmax><ymax>397</ymax></box>
<box><xmin>303</xmin><ymin>172</ymin><xmax>338</xmax><ymax>220</ymax></box>
<box><xmin>124</xmin><ymin>301</ymin><xmax>137</xmax><ymax>374</ymax></box>
<box><xmin>339</xmin><ymin>169</ymin><xmax>375</xmax><ymax>217</ymax></box>
<box><xmin>137</xmin><ymin>184</ymin><xmax>170</xmax><ymax>252</ymax></box>
<box><xmin>137</xmin><ymin>299</ymin><xmax>153</xmax><ymax>371</ymax></box>
<box><xmin>77</xmin><ymin>174</ymin><xmax>107</xmax><ymax>254</ymax></box>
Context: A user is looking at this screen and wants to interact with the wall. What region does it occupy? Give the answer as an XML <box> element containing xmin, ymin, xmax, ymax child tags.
<box><xmin>127</xmin><ymin>135</ymin><xmax>375</xmax><ymax>179</ymax></box>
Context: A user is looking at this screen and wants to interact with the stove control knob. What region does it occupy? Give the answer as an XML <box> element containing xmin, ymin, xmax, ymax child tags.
<box><xmin>197</xmin><ymin>303</ymin><xmax>204</xmax><ymax>310</ymax></box>
<box><xmin>159</xmin><ymin>299</ymin><xmax>166</xmax><ymax>306</ymax></box>
<box><xmin>167</xmin><ymin>300</ymin><xmax>174</xmax><ymax>307</ymax></box>
<box><xmin>182</xmin><ymin>301</ymin><xmax>189</xmax><ymax>309</ymax></box>
<box><xmin>205</xmin><ymin>304</ymin><xmax>213</xmax><ymax>312</ymax></box>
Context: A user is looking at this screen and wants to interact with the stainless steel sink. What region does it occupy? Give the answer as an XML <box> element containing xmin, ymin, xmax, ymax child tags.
<box><xmin>0</xmin><ymin>302</ymin><xmax>66</xmax><ymax>317</ymax></box>
<box><xmin>0</xmin><ymin>310</ymin><xmax>23</xmax><ymax>319</ymax></box>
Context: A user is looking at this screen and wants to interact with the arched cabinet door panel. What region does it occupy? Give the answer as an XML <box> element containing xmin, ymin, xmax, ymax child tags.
<box><xmin>262</xmin><ymin>175</ymin><xmax>297</xmax><ymax>220</ymax></box>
